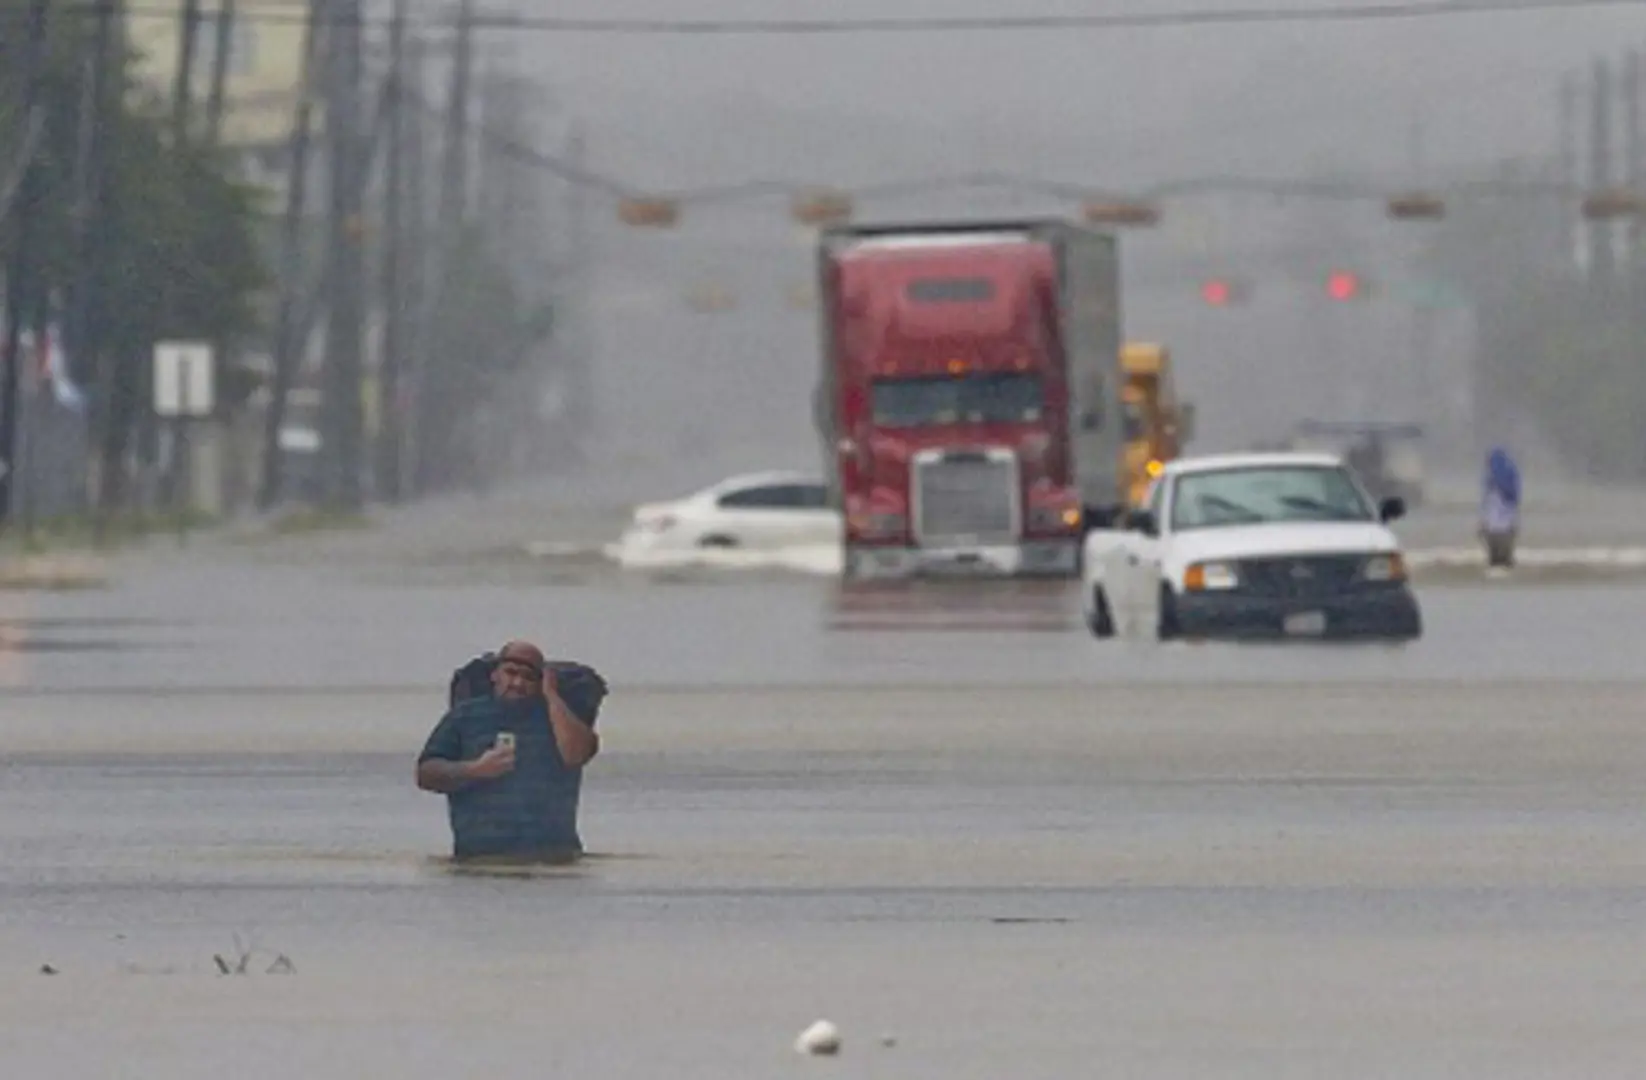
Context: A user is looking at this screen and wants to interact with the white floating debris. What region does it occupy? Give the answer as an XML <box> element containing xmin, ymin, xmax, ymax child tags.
<box><xmin>795</xmin><ymin>1019</ymin><xmax>842</xmax><ymax>1056</ymax></box>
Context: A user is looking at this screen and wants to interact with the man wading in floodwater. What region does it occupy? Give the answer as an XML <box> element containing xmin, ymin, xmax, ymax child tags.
<box><xmin>416</xmin><ymin>641</ymin><xmax>605</xmax><ymax>862</ymax></box>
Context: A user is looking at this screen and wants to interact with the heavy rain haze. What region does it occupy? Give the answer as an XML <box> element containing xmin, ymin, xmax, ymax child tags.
<box><xmin>10</xmin><ymin>2</ymin><xmax>1646</xmax><ymax>1077</ymax></box>
<box><xmin>500</xmin><ymin>0</ymin><xmax>1646</xmax><ymax>484</ymax></box>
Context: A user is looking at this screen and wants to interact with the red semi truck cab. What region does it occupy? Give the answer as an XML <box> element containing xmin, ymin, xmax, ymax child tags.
<box><xmin>814</xmin><ymin>220</ymin><xmax>1127</xmax><ymax>579</ymax></box>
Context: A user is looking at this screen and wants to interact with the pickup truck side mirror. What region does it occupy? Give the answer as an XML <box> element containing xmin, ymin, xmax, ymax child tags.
<box><xmin>1129</xmin><ymin>509</ymin><xmax>1159</xmax><ymax>538</ymax></box>
<box><xmin>1379</xmin><ymin>496</ymin><xmax>1406</xmax><ymax>523</ymax></box>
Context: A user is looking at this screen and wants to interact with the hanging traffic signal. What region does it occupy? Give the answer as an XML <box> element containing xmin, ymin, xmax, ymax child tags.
<box><xmin>1082</xmin><ymin>200</ymin><xmax>1162</xmax><ymax>228</ymax></box>
<box><xmin>791</xmin><ymin>189</ymin><xmax>853</xmax><ymax>226</ymax></box>
<box><xmin>1198</xmin><ymin>277</ymin><xmax>1251</xmax><ymax>307</ymax></box>
<box><xmin>617</xmin><ymin>197</ymin><xmax>681</xmax><ymax>228</ymax></box>
<box><xmin>1387</xmin><ymin>193</ymin><xmax>1446</xmax><ymax>221</ymax></box>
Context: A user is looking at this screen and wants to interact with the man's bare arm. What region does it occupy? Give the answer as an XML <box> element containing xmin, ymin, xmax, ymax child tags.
<box><xmin>544</xmin><ymin>678</ymin><xmax>599</xmax><ymax>767</ymax></box>
<box><xmin>417</xmin><ymin>745</ymin><xmax>515</xmax><ymax>793</ymax></box>
<box><xmin>417</xmin><ymin>758</ymin><xmax>476</xmax><ymax>793</ymax></box>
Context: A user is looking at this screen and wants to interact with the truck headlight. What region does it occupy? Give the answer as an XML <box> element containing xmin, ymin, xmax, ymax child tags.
<box><xmin>1362</xmin><ymin>553</ymin><xmax>1406</xmax><ymax>582</ymax></box>
<box><xmin>1029</xmin><ymin>504</ymin><xmax>1082</xmax><ymax>532</ymax></box>
<box><xmin>1184</xmin><ymin>560</ymin><xmax>1238</xmax><ymax>591</ymax></box>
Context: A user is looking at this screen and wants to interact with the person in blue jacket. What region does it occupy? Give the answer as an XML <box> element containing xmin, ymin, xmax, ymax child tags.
<box><xmin>416</xmin><ymin>641</ymin><xmax>605</xmax><ymax>862</ymax></box>
<box><xmin>1479</xmin><ymin>446</ymin><xmax>1521</xmax><ymax>570</ymax></box>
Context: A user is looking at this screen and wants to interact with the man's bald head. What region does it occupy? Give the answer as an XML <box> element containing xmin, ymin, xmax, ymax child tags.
<box><xmin>492</xmin><ymin>640</ymin><xmax>546</xmax><ymax>699</ymax></box>
<box><xmin>498</xmin><ymin>640</ymin><xmax>545</xmax><ymax>668</ymax></box>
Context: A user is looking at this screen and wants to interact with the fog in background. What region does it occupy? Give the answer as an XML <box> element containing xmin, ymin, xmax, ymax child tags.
<box><xmin>458</xmin><ymin>0</ymin><xmax>1646</xmax><ymax>496</ymax></box>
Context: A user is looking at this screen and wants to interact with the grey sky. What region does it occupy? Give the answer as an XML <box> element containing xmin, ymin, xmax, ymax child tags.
<box><xmin>500</xmin><ymin>0</ymin><xmax>1646</xmax><ymax>188</ymax></box>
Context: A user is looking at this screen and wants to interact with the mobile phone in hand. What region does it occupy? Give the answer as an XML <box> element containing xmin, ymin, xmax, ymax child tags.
<box><xmin>495</xmin><ymin>731</ymin><xmax>516</xmax><ymax>752</ymax></box>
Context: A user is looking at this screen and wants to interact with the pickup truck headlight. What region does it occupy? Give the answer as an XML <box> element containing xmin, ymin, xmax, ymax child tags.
<box><xmin>1362</xmin><ymin>553</ymin><xmax>1407</xmax><ymax>582</ymax></box>
<box><xmin>1184</xmin><ymin>560</ymin><xmax>1239</xmax><ymax>591</ymax></box>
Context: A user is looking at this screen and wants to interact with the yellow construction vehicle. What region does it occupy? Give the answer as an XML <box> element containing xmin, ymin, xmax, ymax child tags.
<box><xmin>1120</xmin><ymin>342</ymin><xmax>1195</xmax><ymax>506</ymax></box>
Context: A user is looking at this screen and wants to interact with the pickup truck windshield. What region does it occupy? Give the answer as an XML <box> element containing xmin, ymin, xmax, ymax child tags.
<box><xmin>870</xmin><ymin>373</ymin><xmax>1043</xmax><ymax>427</ymax></box>
<box><xmin>1171</xmin><ymin>465</ymin><xmax>1375</xmax><ymax>530</ymax></box>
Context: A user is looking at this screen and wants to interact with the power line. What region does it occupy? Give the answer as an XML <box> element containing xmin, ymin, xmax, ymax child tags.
<box><xmin>398</xmin><ymin>85</ymin><xmax>634</xmax><ymax>196</ymax></box>
<box><xmin>396</xmin><ymin>83</ymin><xmax>1599</xmax><ymax>208</ymax></box>
<box><xmin>60</xmin><ymin>0</ymin><xmax>1646</xmax><ymax>32</ymax></box>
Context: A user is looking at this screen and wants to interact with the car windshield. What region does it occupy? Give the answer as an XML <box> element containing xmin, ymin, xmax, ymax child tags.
<box><xmin>1170</xmin><ymin>464</ymin><xmax>1374</xmax><ymax>530</ymax></box>
<box><xmin>870</xmin><ymin>373</ymin><xmax>1043</xmax><ymax>427</ymax></box>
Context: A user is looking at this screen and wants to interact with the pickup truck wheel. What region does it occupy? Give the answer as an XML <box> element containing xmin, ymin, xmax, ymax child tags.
<box><xmin>1156</xmin><ymin>582</ymin><xmax>1181</xmax><ymax>640</ymax></box>
<box><xmin>1085</xmin><ymin>585</ymin><xmax>1115</xmax><ymax>638</ymax></box>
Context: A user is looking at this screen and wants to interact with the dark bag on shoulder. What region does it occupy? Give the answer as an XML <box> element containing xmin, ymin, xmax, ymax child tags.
<box><xmin>448</xmin><ymin>653</ymin><xmax>608</xmax><ymax>725</ymax></box>
<box><xmin>448</xmin><ymin>653</ymin><xmax>499</xmax><ymax>709</ymax></box>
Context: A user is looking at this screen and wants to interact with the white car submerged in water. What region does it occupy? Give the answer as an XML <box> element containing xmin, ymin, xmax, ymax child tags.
<box><xmin>1081</xmin><ymin>451</ymin><xmax>1422</xmax><ymax>641</ymax></box>
<box><xmin>617</xmin><ymin>471</ymin><xmax>842</xmax><ymax>555</ymax></box>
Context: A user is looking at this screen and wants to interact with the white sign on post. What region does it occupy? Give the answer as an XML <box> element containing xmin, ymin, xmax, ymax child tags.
<box><xmin>153</xmin><ymin>342</ymin><xmax>216</xmax><ymax>418</ymax></box>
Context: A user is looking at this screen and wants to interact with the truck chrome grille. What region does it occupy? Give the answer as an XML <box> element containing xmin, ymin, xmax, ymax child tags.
<box><xmin>913</xmin><ymin>453</ymin><xmax>1018</xmax><ymax>545</ymax></box>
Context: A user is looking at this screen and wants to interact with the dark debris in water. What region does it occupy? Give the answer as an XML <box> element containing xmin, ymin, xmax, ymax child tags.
<box><xmin>39</xmin><ymin>963</ymin><xmax>57</xmax><ymax>975</ymax></box>
<box><xmin>213</xmin><ymin>934</ymin><xmax>294</xmax><ymax>975</ymax></box>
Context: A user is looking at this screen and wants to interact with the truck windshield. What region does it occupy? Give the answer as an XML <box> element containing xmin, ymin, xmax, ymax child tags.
<box><xmin>1170</xmin><ymin>465</ymin><xmax>1375</xmax><ymax>530</ymax></box>
<box><xmin>870</xmin><ymin>373</ymin><xmax>1044</xmax><ymax>427</ymax></box>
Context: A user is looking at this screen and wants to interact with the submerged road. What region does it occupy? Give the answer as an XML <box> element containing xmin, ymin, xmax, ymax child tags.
<box><xmin>2</xmin><ymin>475</ymin><xmax>1645</xmax><ymax>1078</ymax></box>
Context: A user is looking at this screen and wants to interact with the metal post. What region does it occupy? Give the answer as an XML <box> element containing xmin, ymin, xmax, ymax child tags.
<box><xmin>1560</xmin><ymin>73</ymin><xmax>1582</xmax><ymax>269</ymax></box>
<box><xmin>1624</xmin><ymin>51</ymin><xmax>1642</xmax><ymax>274</ymax></box>
<box><xmin>1589</xmin><ymin>58</ymin><xmax>1616</xmax><ymax>286</ymax></box>
<box><xmin>175</xmin><ymin>356</ymin><xmax>190</xmax><ymax>545</ymax></box>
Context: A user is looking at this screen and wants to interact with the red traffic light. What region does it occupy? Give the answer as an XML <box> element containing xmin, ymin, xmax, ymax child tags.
<box><xmin>1199</xmin><ymin>277</ymin><xmax>1251</xmax><ymax>307</ymax></box>
<box><xmin>1326</xmin><ymin>271</ymin><xmax>1362</xmax><ymax>301</ymax></box>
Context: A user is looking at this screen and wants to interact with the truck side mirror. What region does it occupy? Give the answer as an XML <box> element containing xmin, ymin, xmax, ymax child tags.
<box><xmin>1129</xmin><ymin>509</ymin><xmax>1158</xmax><ymax>537</ymax></box>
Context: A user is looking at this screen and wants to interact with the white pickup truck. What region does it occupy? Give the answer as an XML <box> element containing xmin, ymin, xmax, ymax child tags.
<box><xmin>1081</xmin><ymin>451</ymin><xmax>1422</xmax><ymax>641</ymax></box>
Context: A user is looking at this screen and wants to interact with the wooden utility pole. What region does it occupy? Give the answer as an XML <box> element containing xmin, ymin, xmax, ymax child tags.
<box><xmin>172</xmin><ymin>0</ymin><xmax>204</xmax><ymax>142</ymax></box>
<box><xmin>71</xmin><ymin>0</ymin><xmax>119</xmax><ymax>528</ymax></box>
<box><xmin>0</xmin><ymin>0</ymin><xmax>52</xmax><ymax>530</ymax></box>
<box><xmin>413</xmin><ymin>0</ymin><xmax>474</xmax><ymax>495</ymax></box>
<box><xmin>204</xmin><ymin>0</ymin><xmax>239</xmax><ymax>144</ymax></box>
<box><xmin>400</xmin><ymin>31</ymin><xmax>429</xmax><ymax>493</ymax></box>
<box><xmin>320</xmin><ymin>0</ymin><xmax>367</xmax><ymax>510</ymax></box>
<box><xmin>376</xmin><ymin>0</ymin><xmax>408</xmax><ymax>502</ymax></box>
<box><xmin>257</xmin><ymin>0</ymin><xmax>325</xmax><ymax>509</ymax></box>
